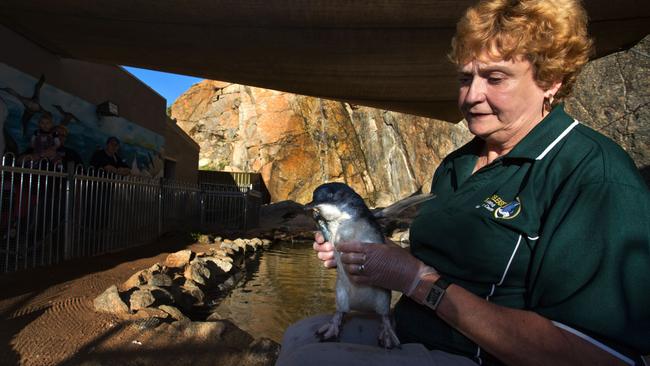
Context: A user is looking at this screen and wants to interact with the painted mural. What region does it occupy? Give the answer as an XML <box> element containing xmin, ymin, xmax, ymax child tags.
<box><xmin>0</xmin><ymin>63</ymin><xmax>165</xmax><ymax>178</ymax></box>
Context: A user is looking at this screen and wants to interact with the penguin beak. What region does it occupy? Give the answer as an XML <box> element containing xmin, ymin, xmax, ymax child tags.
<box><xmin>304</xmin><ymin>201</ymin><xmax>316</xmax><ymax>211</ymax></box>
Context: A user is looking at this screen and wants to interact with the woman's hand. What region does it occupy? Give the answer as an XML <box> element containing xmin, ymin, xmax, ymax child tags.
<box><xmin>338</xmin><ymin>240</ymin><xmax>437</xmax><ymax>295</ymax></box>
<box><xmin>313</xmin><ymin>231</ymin><xmax>336</xmax><ymax>268</ymax></box>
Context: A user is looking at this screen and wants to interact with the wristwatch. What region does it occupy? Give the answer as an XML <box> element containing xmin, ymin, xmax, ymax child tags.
<box><xmin>423</xmin><ymin>276</ymin><xmax>451</xmax><ymax>311</ymax></box>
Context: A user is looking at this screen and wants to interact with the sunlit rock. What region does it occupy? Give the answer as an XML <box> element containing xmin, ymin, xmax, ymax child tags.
<box><xmin>94</xmin><ymin>285</ymin><xmax>130</xmax><ymax>314</ymax></box>
<box><xmin>164</xmin><ymin>249</ymin><xmax>194</xmax><ymax>268</ymax></box>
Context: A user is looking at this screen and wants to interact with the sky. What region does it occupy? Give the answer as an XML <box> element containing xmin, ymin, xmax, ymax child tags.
<box><xmin>122</xmin><ymin>66</ymin><xmax>204</xmax><ymax>107</ymax></box>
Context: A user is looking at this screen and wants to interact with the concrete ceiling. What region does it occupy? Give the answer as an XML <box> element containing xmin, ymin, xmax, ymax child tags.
<box><xmin>1</xmin><ymin>1</ymin><xmax>649</xmax><ymax>120</ymax></box>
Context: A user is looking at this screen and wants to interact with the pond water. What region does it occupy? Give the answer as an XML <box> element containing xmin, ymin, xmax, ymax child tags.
<box><xmin>209</xmin><ymin>240</ymin><xmax>337</xmax><ymax>342</ymax></box>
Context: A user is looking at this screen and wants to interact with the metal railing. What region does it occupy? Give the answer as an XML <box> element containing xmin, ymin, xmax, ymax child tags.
<box><xmin>198</xmin><ymin>170</ymin><xmax>270</xmax><ymax>204</ymax></box>
<box><xmin>0</xmin><ymin>153</ymin><xmax>261</xmax><ymax>273</ymax></box>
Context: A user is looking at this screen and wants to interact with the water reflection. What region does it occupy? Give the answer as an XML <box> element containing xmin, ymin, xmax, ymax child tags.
<box><xmin>211</xmin><ymin>240</ymin><xmax>337</xmax><ymax>342</ymax></box>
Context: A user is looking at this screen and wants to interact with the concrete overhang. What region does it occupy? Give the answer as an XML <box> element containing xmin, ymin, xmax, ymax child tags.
<box><xmin>1</xmin><ymin>1</ymin><xmax>648</xmax><ymax>121</ymax></box>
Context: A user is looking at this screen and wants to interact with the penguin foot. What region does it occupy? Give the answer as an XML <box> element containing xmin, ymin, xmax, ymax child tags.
<box><xmin>378</xmin><ymin>315</ymin><xmax>401</xmax><ymax>349</ymax></box>
<box><xmin>316</xmin><ymin>311</ymin><xmax>344</xmax><ymax>342</ymax></box>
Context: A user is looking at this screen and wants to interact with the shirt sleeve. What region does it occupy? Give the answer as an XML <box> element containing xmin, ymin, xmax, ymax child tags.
<box><xmin>115</xmin><ymin>155</ymin><xmax>129</xmax><ymax>169</ymax></box>
<box><xmin>527</xmin><ymin>181</ymin><xmax>650</xmax><ymax>353</ymax></box>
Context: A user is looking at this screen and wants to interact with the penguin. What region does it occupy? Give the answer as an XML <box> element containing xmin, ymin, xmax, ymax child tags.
<box><xmin>305</xmin><ymin>182</ymin><xmax>400</xmax><ymax>348</ymax></box>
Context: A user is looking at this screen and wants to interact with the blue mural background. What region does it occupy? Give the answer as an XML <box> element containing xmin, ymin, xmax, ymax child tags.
<box><xmin>0</xmin><ymin>63</ymin><xmax>165</xmax><ymax>178</ymax></box>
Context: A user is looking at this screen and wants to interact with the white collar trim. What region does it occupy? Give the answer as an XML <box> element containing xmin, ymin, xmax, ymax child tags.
<box><xmin>535</xmin><ymin>119</ymin><xmax>580</xmax><ymax>160</ymax></box>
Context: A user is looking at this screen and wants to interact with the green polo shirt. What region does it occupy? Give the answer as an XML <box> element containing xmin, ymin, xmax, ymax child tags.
<box><xmin>395</xmin><ymin>105</ymin><xmax>650</xmax><ymax>365</ymax></box>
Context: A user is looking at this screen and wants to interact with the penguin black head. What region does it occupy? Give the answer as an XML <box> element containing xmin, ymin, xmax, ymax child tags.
<box><xmin>305</xmin><ymin>182</ymin><xmax>372</xmax><ymax>222</ymax></box>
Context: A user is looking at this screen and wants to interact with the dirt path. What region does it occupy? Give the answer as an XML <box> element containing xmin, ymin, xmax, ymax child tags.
<box><xmin>0</xmin><ymin>232</ymin><xmax>274</xmax><ymax>366</ymax></box>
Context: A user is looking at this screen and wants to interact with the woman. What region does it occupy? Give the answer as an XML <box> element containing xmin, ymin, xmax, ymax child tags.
<box><xmin>278</xmin><ymin>0</ymin><xmax>650</xmax><ymax>365</ymax></box>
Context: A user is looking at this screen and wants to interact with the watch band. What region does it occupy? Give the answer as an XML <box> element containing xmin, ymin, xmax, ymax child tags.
<box><xmin>423</xmin><ymin>276</ymin><xmax>451</xmax><ymax>311</ymax></box>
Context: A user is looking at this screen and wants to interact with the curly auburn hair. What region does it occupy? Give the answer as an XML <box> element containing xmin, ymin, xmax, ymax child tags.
<box><xmin>449</xmin><ymin>0</ymin><xmax>594</xmax><ymax>102</ymax></box>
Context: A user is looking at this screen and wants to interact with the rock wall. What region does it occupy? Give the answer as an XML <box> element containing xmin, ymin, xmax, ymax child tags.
<box><xmin>565</xmin><ymin>35</ymin><xmax>650</xmax><ymax>184</ymax></box>
<box><xmin>171</xmin><ymin>83</ymin><xmax>471</xmax><ymax>206</ymax></box>
<box><xmin>171</xmin><ymin>35</ymin><xmax>650</xmax><ymax>204</ymax></box>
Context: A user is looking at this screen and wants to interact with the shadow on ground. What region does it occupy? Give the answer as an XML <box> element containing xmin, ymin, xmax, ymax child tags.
<box><xmin>0</xmin><ymin>231</ymin><xmax>195</xmax><ymax>365</ymax></box>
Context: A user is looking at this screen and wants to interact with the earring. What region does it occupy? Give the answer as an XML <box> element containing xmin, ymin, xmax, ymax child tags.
<box><xmin>543</xmin><ymin>96</ymin><xmax>552</xmax><ymax>112</ymax></box>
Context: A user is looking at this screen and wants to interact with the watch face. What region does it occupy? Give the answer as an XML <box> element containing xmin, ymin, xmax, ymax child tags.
<box><xmin>426</xmin><ymin>287</ymin><xmax>444</xmax><ymax>303</ymax></box>
<box><xmin>426</xmin><ymin>286</ymin><xmax>445</xmax><ymax>310</ymax></box>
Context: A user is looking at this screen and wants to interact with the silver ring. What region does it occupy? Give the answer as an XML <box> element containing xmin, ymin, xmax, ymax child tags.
<box><xmin>359</xmin><ymin>264</ymin><xmax>365</xmax><ymax>273</ymax></box>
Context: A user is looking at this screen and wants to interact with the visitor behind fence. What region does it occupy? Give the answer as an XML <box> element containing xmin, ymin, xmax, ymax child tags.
<box><xmin>278</xmin><ymin>0</ymin><xmax>650</xmax><ymax>365</ymax></box>
<box><xmin>90</xmin><ymin>136</ymin><xmax>130</xmax><ymax>176</ymax></box>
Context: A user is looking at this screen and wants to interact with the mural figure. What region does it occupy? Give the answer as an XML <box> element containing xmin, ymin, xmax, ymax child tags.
<box><xmin>0</xmin><ymin>96</ymin><xmax>18</xmax><ymax>156</ymax></box>
<box><xmin>53</xmin><ymin>125</ymin><xmax>83</xmax><ymax>168</ymax></box>
<box><xmin>1</xmin><ymin>63</ymin><xmax>165</xmax><ymax>177</ymax></box>
<box><xmin>0</xmin><ymin>74</ymin><xmax>46</xmax><ymax>137</ymax></box>
<box><xmin>53</xmin><ymin>104</ymin><xmax>81</xmax><ymax>126</ymax></box>
<box><xmin>141</xmin><ymin>151</ymin><xmax>164</xmax><ymax>179</ymax></box>
<box><xmin>24</xmin><ymin>112</ymin><xmax>61</xmax><ymax>164</ymax></box>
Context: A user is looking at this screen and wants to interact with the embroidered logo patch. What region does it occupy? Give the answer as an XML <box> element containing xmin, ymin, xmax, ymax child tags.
<box><xmin>478</xmin><ymin>195</ymin><xmax>522</xmax><ymax>220</ymax></box>
<box><xmin>494</xmin><ymin>198</ymin><xmax>521</xmax><ymax>219</ymax></box>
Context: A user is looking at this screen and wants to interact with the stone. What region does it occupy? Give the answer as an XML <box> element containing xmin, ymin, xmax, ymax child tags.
<box><xmin>129</xmin><ymin>285</ymin><xmax>175</xmax><ymax>311</ymax></box>
<box><xmin>183</xmin><ymin>259</ymin><xmax>212</xmax><ymax>286</ymax></box>
<box><xmin>220</xmin><ymin>241</ymin><xmax>244</xmax><ymax>258</ymax></box>
<box><xmin>218</xmin><ymin>271</ymin><xmax>244</xmax><ymax>292</ymax></box>
<box><xmin>206</xmin><ymin>312</ymin><xmax>223</xmax><ymax>321</ymax></box>
<box><xmin>147</xmin><ymin>263</ymin><xmax>163</xmax><ymax>273</ymax></box>
<box><xmin>242</xmin><ymin>338</ymin><xmax>281</xmax><ymax>366</ymax></box>
<box><xmin>168</xmin><ymin>285</ymin><xmax>200</xmax><ymax>310</ymax></box>
<box><xmin>210</xmin><ymin>249</ymin><xmax>233</xmax><ymax>260</ymax></box>
<box><xmin>121</xmin><ymin>270</ymin><xmax>147</xmax><ymax>291</ymax></box>
<box><xmin>182</xmin><ymin>321</ymin><xmax>228</xmax><ymax>339</ymax></box>
<box><xmin>204</xmin><ymin>255</ymin><xmax>234</xmax><ymax>273</ymax></box>
<box><xmin>164</xmin><ymin>249</ymin><xmax>193</xmax><ymax>268</ymax></box>
<box><xmin>120</xmin><ymin>263</ymin><xmax>167</xmax><ymax>291</ymax></box>
<box><xmin>132</xmin><ymin>307</ymin><xmax>170</xmax><ymax>320</ymax></box>
<box><xmin>233</xmin><ymin>238</ymin><xmax>247</xmax><ymax>250</ymax></box>
<box><xmin>180</xmin><ymin>279</ymin><xmax>206</xmax><ymax>304</ymax></box>
<box><xmin>94</xmin><ymin>285</ymin><xmax>130</xmax><ymax>314</ymax></box>
<box><xmin>158</xmin><ymin>304</ymin><xmax>190</xmax><ymax>322</ymax></box>
<box><xmin>129</xmin><ymin>288</ymin><xmax>156</xmax><ymax>311</ymax></box>
<box><xmin>148</xmin><ymin>273</ymin><xmax>173</xmax><ymax>287</ymax></box>
<box><xmin>183</xmin><ymin>258</ymin><xmax>226</xmax><ymax>286</ymax></box>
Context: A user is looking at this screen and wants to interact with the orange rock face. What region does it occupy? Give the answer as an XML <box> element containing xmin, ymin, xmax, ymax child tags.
<box><xmin>171</xmin><ymin>81</ymin><xmax>472</xmax><ymax>206</ymax></box>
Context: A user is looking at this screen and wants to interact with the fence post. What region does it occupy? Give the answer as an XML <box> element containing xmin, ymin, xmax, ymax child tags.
<box><xmin>63</xmin><ymin>164</ymin><xmax>74</xmax><ymax>260</ymax></box>
<box><xmin>199</xmin><ymin>189</ymin><xmax>205</xmax><ymax>231</ymax></box>
<box><xmin>158</xmin><ymin>178</ymin><xmax>163</xmax><ymax>237</ymax></box>
<box><xmin>243</xmin><ymin>190</ymin><xmax>249</xmax><ymax>231</ymax></box>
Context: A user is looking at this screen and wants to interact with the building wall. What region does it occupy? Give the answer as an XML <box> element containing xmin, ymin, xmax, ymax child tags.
<box><xmin>164</xmin><ymin>117</ymin><xmax>199</xmax><ymax>183</ymax></box>
<box><xmin>0</xmin><ymin>24</ymin><xmax>199</xmax><ymax>182</ymax></box>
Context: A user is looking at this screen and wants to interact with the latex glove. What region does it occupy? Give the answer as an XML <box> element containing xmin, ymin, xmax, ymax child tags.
<box><xmin>313</xmin><ymin>231</ymin><xmax>336</xmax><ymax>268</ymax></box>
<box><xmin>338</xmin><ymin>240</ymin><xmax>437</xmax><ymax>295</ymax></box>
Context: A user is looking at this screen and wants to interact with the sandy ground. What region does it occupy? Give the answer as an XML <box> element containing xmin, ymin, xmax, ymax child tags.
<box><xmin>0</xmin><ymin>232</ymin><xmax>276</xmax><ymax>366</ymax></box>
